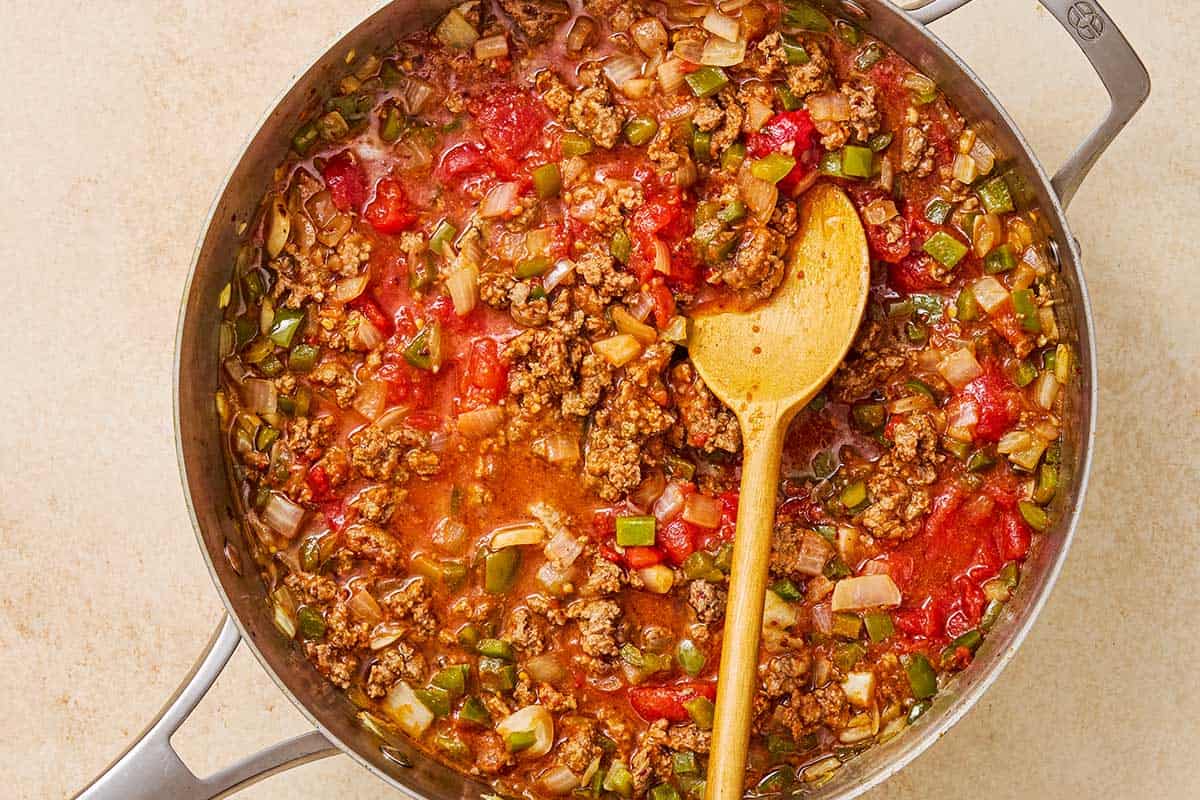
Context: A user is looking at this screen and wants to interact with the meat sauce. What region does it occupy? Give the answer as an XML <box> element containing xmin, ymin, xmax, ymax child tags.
<box><xmin>216</xmin><ymin>1</ymin><xmax>1070</xmax><ymax>796</ymax></box>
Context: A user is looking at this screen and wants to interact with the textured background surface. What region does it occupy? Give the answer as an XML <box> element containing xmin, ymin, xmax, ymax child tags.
<box><xmin>0</xmin><ymin>0</ymin><xmax>1195</xmax><ymax>797</ymax></box>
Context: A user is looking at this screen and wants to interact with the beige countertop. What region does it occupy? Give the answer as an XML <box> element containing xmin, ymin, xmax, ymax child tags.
<box><xmin>0</xmin><ymin>0</ymin><xmax>1195</xmax><ymax>797</ymax></box>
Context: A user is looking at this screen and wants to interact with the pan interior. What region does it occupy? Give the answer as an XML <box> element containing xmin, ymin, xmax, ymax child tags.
<box><xmin>175</xmin><ymin>1</ymin><xmax>1091</xmax><ymax>797</ymax></box>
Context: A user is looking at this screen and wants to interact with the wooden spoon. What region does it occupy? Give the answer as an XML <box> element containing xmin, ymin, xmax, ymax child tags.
<box><xmin>691</xmin><ymin>183</ymin><xmax>870</xmax><ymax>800</ymax></box>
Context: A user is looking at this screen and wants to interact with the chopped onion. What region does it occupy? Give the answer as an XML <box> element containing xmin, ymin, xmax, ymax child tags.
<box><xmin>536</xmin><ymin>561</ymin><xmax>573</xmax><ymax>593</ymax></box>
<box><xmin>998</xmin><ymin>429</ymin><xmax>1047</xmax><ymax>471</ymax></box>
<box><xmin>369</xmin><ymin>622</ymin><xmax>403</xmax><ymax>651</ymax></box>
<box><xmin>566</xmin><ymin>16</ymin><xmax>596</xmax><ymax>53</ymax></box>
<box><xmin>383</xmin><ymin>681</ymin><xmax>435</xmax><ymax>738</ymax></box>
<box><xmin>739</xmin><ymin>166</ymin><xmax>779</xmax><ymax>224</ymax></box>
<box><xmin>972</xmin><ymin>213</ymin><xmax>1002</xmax><ymax>257</ymax></box>
<box><xmin>242</xmin><ymin>378</ymin><xmax>277</xmax><ymax>414</ymax></box>
<box><xmin>612</xmin><ymin>306</ymin><xmax>658</xmax><ymax>344</ymax></box>
<box><xmin>621</xmin><ymin>78</ymin><xmax>653</xmax><ymax>99</ymax></box>
<box><xmin>347</xmin><ymin>586</ymin><xmax>384</xmax><ymax>625</ymax></box>
<box><xmin>841</xmin><ymin>671</ymin><xmax>876</xmax><ymax>708</ymax></box>
<box><xmin>446</xmin><ymin>266</ymin><xmax>479</xmax><ymax>316</ymax></box>
<box><xmin>831</xmin><ymin>574</ymin><xmax>902</xmax><ymax>611</ymax></box>
<box><xmin>631</xmin><ymin>17</ymin><xmax>668</xmax><ymax>56</ymax></box>
<box><xmin>971</xmin><ymin>276</ymin><xmax>1010</xmax><ymax>313</ymax></box>
<box><xmin>682</xmin><ymin>493</ymin><xmax>722</xmax><ymax>528</ymax></box>
<box><xmin>700</xmin><ymin>36</ymin><xmax>747</xmax><ymax>67</ymax></box>
<box><xmin>491</xmin><ymin>522</ymin><xmax>546</xmax><ymax>549</ymax></box>
<box><xmin>1010</xmin><ymin>263</ymin><xmax>1037</xmax><ymax>291</ymax></box>
<box><xmin>639</xmin><ymin>564</ymin><xmax>675</xmax><ymax>594</ymax></box>
<box><xmin>496</xmin><ymin>706</ymin><xmax>554</xmax><ymax>759</ymax></box>
<box><xmin>266</xmin><ymin>196</ymin><xmax>290</xmax><ymax>259</ymax></box>
<box><xmin>970</xmin><ymin>135</ymin><xmax>995</xmax><ymax>175</ymax></box>
<box><xmin>1055</xmin><ymin>344</ymin><xmax>1072</xmax><ymax>385</ymax></box>
<box><xmin>952</xmin><ymin>152</ymin><xmax>978</xmax><ymax>184</ymax></box>
<box><xmin>657</xmin><ymin>57</ymin><xmax>687</xmax><ymax>93</ymax></box>
<box><xmin>653</xmin><ymin>482</ymin><xmax>688</xmax><ymax>523</ymax></box>
<box><xmin>651</xmin><ymin>237</ymin><xmax>671</xmax><ymax>274</ymax></box>
<box><xmin>807</xmin><ymin>91</ymin><xmax>851</xmax><ymax>122</ymax></box>
<box><xmin>702</xmin><ymin>10</ymin><xmax>741</xmax><ymax>41</ymax></box>
<box><xmin>435</xmin><ymin>8</ymin><xmax>478</xmax><ymax>50</ymax></box>
<box><xmin>628</xmin><ymin>291</ymin><xmax>655</xmax><ymax>322</ymax></box>
<box><xmin>791</xmin><ymin>531</ymin><xmax>832</xmax><ymax>577</ymax></box>
<box><xmin>544</xmin><ymin>530</ymin><xmax>584</xmax><ymax>567</ymax></box>
<box><xmin>673</xmin><ymin>35</ymin><xmax>705</xmax><ymax>65</ymax></box>
<box><xmin>603</xmin><ymin>54</ymin><xmax>643</xmax><ymax>88</ymax></box>
<box><xmin>526</xmin><ymin>653</ymin><xmax>569</xmax><ymax>685</ymax></box>
<box><xmin>474</xmin><ymin>34</ymin><xmax>509</xmax><ymax>61</ymax></box>
<box><xmin>745</xmin><ymin>98</ymin><xmax>772</xmax><ymax>132</ymax></box>
<box><xmin>1034</xmin><ymin>371</ymin><xmax>1059</xmax><ymax>409</ymax></box>
<box><xmin>372</xmin><ymin>405</ymin><xmax>411</xmax><ymax>431</ymax></box>
<box><xmin>838</xmin><ymin>713</ymin><xmax>877</xmax><ymax>744</ymax></box>
<box><xmin>481</xmin><ymin>181</ymin><xmax>520</xmax><ymax>218</ymax></box>
<box><xmin>1040</xmin><ymin>307</ymin><xmax>1059</xmax><ymax>341</ymax></box>
<box><xmin>538</xmin><ymin>433</ymin><xmax>581</xmax><ymax>466</ymax></box>
<box><xmin>811</xmin><ymin>602</ymin><xmax>833</xmax><ymax>635</ymax></box>
<box><xmin>262</xmin><ymin>492</ymin><xmax>306</xmax><ymax>537</ymax></box>
<box><xmin>946</xmin><ymin>399</ymin><xmax>979</xmax><ymax>441</ymax></box>
<box><xmin>863</xmin><ymin>198</ymin><xmax>898</xmax><ymax>226</ymax></box>
<box><xmin>333</xmin><ymin>272</ymin><xmax>370</xmax><ymax>303</ymax></box>
<box><xmin>398</xmin><ymin>76</ymin><xmax>435</xmax><ymax>116</ymax></box>
<box><xmin>457</xmin><ymin>405</ymin><xmax>505</xmax><ymax>437</ymax></box>
<box><xmin>631</xmin><ymin>469</ymin><xmax>667</xmax><ymax>510</ymax></box>
<box><xmin>888</xmin><ymin>393</ymin><xmax>933</xmax><ymax>415</ymax></box>
<box><xmin>353</xmin><ymin>380</ymin><xmax>388</xmax><ymax>420</ymax></box>
<box><xmin>1023</xmin><ymin>244</ymin><xmax>1050</xmax><ymax>276</ymax></box>
<box><xmin>937</xmin><ymin>347</ymin><xmax>983</xmax><ymax>389</ymax></box>
<box><xmin>350</xmin><ymin>318</ymin><xmax>384</xmax><ymax>351</ymax></box>
<box><xmin>593</xmin><ymin>333</ymin><xmax>643</xmax><ymax>367</ymax></box>
<box><xmin>543</xmin><ymin>259</ymin><xmax>576</xmax><ymax>293</ymax></box>
<box><xmin>878</xmin><ymin>154</ymin><xmax>895</xmax><ymax>192</ymax></box>
<box><xmin>539</xmin><ymin>765</ymin><xmax>580</xmax><ymax>796</ymax></box>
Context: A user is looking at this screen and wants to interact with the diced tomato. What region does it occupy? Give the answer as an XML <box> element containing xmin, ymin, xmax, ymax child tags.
<box><xmin>405</xmin><ymin>410</ymin><xmax>443</xmax><ymax>431</ymax></box>
<box><xmin>348</xmin><ymin>295</ymin><xmax>395</xmax><ymax>338</ymax></box>
<box><xmin>436</xmin><ymin>142</ymin><xmax>494</xmax><ymax>192</ymax></box>
<box><xmin>624</xmin><ymin>546</ymin><xmax>664</xmax><ymax>569</ymax></box>
<box><xmin>627</xmin><ymin>682</ymin><xmax>717</xmax><ymax>723</ymax></box>
<box><xmin>648</xmin><ymin>279</ymin><xmax>676</xmax><ymax>329</ymax></box>
<box><xmin>865</xmin><ymin>551</ymin><xmax>916</xmax><ymax>592</ymax></box>
<box><xmin>364</xmin><ymin>177</ymin><xmax>418</xmax><ymax>234</ymax></box>
<box><xmin>997</xmin><ymin>510</ymin><xmax>1032</xmax><ymax>561</ymax></box>
<box><xmin>659</xmin><ymin>518</ymin><xmax>698</xmax><ymax>566</ymax></box>
<box><xmin>959</xmin><ymin>366</ymin><xmax>1022</xmax><ymax>442</ymax></box>
<box><xmin>306</xmin><ymin>464</ymin><xmax>331</xmax><ymax>501</ymax></box>
<box><xmin>888</xmin><ymin>254</ymin><xmax>942</xmax><ymax>292</ymax></box>
<box><xmin>893</xmin><ymin>606</ymin><xmax>939</xmax><ymax>639</ymax></box>
<box><xmin>473</xmin><ymin>88</ymin><xmax>547</xmax><ymax>159</ymax></box>
<box><xmin>629</xmin><ymin>185</ymin><xmax>695</xmax><ymax>286</ymax></box>
<box><xmin>866</xmin><ymin>218</ymin><xmax>912</xmax><ymax>264</ymax></box>
<box><xmin>746</xmin><ymin>110</ymin><xmax>821</xmax><ymax>193</ymax></box>
<box><xmin>457</xmin><ymin>337</ymin><xmax>508</xmax><ymax>411</ymax></box>
<box><xmin>987</xmin><ymin>301</ymin><xmax>1033</xmax><ymax>354</ymax></box>
<box><xmin>697</xmin><ymin>491</ymin><xmax>738</xmax><ymax>551</ymax></box>
<box><xmin>320</xmin><ymin>150</ymin><xmax>368</xmax><ymax>213</ymax></box>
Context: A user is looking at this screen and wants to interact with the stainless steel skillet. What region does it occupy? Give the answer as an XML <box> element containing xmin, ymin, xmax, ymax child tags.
<box><xmin>76</xmin><ymin>1</ymin><xmax>1148</xmax><ymax>797</ymax></box>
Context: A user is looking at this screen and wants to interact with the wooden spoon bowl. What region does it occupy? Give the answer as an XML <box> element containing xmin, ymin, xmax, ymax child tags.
<box><xmin>689</xmin><ymin>183</ymin><xmax>870</xmax><ymax>800</ymax></box>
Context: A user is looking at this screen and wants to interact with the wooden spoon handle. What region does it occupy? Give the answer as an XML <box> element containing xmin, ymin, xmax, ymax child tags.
<box><xmin>706</xmin><ymin>418</ymin><xmax>787</xmax><ymax>800</ymax></box>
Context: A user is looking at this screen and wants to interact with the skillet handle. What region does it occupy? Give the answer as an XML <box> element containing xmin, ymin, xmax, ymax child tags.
<box><xmin>906</xmin><ymin>0</ymin><xmax>1150</xmax><ymax>208</ymax></box>
<box><xmin>72</xmin><ymin>615</ymin><xmax>337</xmax><ymax>800</ymax></box>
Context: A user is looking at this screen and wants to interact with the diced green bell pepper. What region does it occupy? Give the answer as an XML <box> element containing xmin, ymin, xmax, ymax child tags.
<box><xmin>864</xmin><ymin>612</ymin><xmax>894</xmax><ymax>643</ymax></box>
<box><xmin>984</xmin><ymin>243</ymin><xmax>1018</xmax><ymax>274</ymax></box>
<box><xmin>841</xmin><ymin>145</ymin><xmax>874</xmax><ymax>178</ymax></box>
<box><xmin>977</xmin><ymin>175</ymin><xmax>1014</xmax><ymax>214</ymax></box>
<box><xmin>751</xmin><ymin>152</ymin><xmax>797</xmax><ymax>184</ymax></box>
<box><xmin>903</xmin><ymin>653</ymin><xmax>938</xmax><ymax>699</ymax></box>
<box><xmin>1011</xmin><ymin>289</ymin><xmax>1041</xmax><ymax>333</ymax></box>
<box><xmin>615</xmin><ymin>515</ymin><xmax>656</xmax><ymax>546</ymax></box>
<box><xmin>269</xmin><ymin>308</ymin><xmax>305</xmax><ymax>348</ymax></box>
<box><xmin>922</xmin><ymin>231</ymin><xmax>968</xmax><ymax>268</ymax></box>
<box><xmin>484</xmin><ymin>548</ymin><xmax>520</xmax><ymax>593</ymax></box>
<box><xmin>685</xmin><ymin>66</ymin><xmax>729</xmax><ymax>99</ymax></box>
<box><xmin>677</xmin><ymin>639</ymin><xmax>706</xmax><ymax>676</ymax></box>
<box><xmin>625</xmin><ymin>116</ymin><xmax>659</xmax><ymax>146</ymax></box>
<box><xmin>532</xmin><ymin>163</ymin><xmax>561</xmax><ymax>199</ymax></box>
<box><xmin>561</xmin><ymin>132</ymin><xmax>594</xmax><ymax>157</ymax></box>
